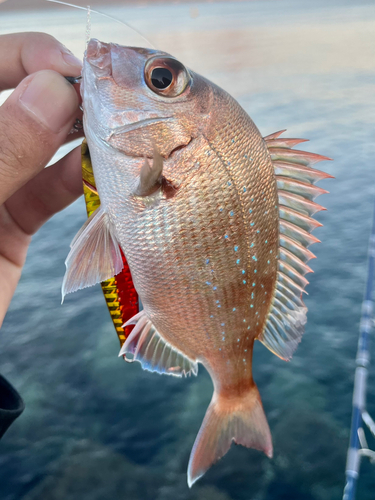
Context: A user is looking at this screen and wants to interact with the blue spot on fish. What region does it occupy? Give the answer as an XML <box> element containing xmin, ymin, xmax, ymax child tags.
<box><xmin>206</xmin><ymin>281</ymin><xmax>211</xmax><ymax>285</ymax></box>
<box><xmin>250</xmin><ymin>222</ymin><xmax>254</xmax><ymax>226</ymax></box>
<box><xmin>243</xmin><ymin>187</ymin><xmax>247</xmax><ymax>193</ymax></box>
<box><xmin>242</xmin><ymin>270</ymin><xmax>245</xmax><ymax>274</ymax></box>
<box><xmin>227</xmin><ymin>181</ymin><xmax>232</xmax><ymax>186</ymax></box>
<box><xmin>236</xmin><ymin>259</ymin><xmax>240</xmax><ymax>264</ymax></box>
<box><xmin>206</xmin><ymin>259</ymin><xmax>210</xmax><ymax>264</ymax></box>
<box><xmin>254</xmin><ymin>269</ymin><xmax>257</xmax><ymax>273</ymax></box>
<box><xmin>234</xmin><ymin>246</ymin><xmax>239</xmax><ymax>252</ymax></box>
<box><xmin>252</xmin><ymin>282</ymin><xmax>256</xmax><ymax>287</ymax></box>
<box><xmin>250</xmin><ymin>304</ymin><xmax>254</xmax><ymax>308</ymax></box>
<box><xmin>221</xmin><ymin>323</ymin><xmax>225</xmax><ymax>326</ymax></box>
<box><xmin>230</xmin><ymin>211</ymin><xmax>234</xmax><ymax>216</ymax></box>
<box><xmin>252</xmin><ymin>256</ymin><xmax>257</xmax><ymax>261</ymax></box>
<box><xmin>213</xmin><ymin>286</ymin><xmax>217</xmax><ymax>290</ymax></box>
<box><xmin>243</xmin><ymin>280</ymin><xmax>246</xmax><ymax>284</ymax></box>
<box><xmin>250</xmin><ymin>243</ymin><xmax>254</xmax><ymax>248</ymax></box>
<box><xmin>233</xmin><ymin>307</ymin><xmax>236</xmax><ymax>311</ymax></box>
<box><xmin>224</xmin><ymin>235</ymin><xmax>229</xmax><ymax>239</ymax></box>
<box><xmin>249</xmin><ymin>209</ymin><xmax>252</xmax><ymax>214</ymax></box>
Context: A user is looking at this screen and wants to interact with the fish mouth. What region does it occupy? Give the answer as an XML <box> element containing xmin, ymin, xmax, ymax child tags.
<box><xmin>86</xmin><ymin>39</ymin><xmax>112</xmax><ymax>72</ymax></box>
<box><xmin>85</xmin><ymin>38</ymin><xmax>156</xmax><ymax>83</ymax></box>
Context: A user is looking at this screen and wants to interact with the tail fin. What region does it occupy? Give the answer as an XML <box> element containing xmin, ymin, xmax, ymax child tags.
<box><xmin>187</xmin><ymin>384</ymin><xmax>273</xmax><ymax>487</ymax></box>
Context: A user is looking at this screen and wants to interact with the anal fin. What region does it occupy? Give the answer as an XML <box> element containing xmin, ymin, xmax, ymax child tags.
<box><xmin>119</xmin><ymin>311</ymin><xmax>198</xmax><ymax>377</ymax></box>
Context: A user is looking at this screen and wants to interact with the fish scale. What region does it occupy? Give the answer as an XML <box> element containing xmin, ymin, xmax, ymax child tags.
<box><xmin>63</xmin><ymin>39</ymin><xmax>331</xmax><ymax>487</ymax></box>
<box><xmin>206</xmin><ymin>102</ymin><xmax>279</xmax><ymax>329</ymax></box>
<box><xmin>115</xmin><ymin>129</ymin><xmax>277</xmax><ymax>380</ymax></box>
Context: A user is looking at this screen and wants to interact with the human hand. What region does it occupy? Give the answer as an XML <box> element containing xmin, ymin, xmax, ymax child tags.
<box><xmin>0</xmin><ymin>32</ymin><xmax>84</xmax><ymax>327</ymax></box>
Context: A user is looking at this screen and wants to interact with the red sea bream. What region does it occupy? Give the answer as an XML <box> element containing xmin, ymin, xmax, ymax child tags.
<box><xmin>62</xmin><ymin>39</ymin><xmax>331</xmax><ymax>486</ymax></box>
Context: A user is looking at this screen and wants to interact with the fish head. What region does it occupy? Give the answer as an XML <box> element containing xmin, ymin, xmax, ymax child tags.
<box><xmin>82</xmin><ymin>39</ymin><xmax>214</xmax><ymax>160</ymax></box>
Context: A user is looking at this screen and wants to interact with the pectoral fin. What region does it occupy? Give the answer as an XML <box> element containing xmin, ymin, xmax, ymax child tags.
<box><xmin>133</xmin><ymin>148</ymin><xmax>163</xmax><ymax>197</ymax></box>
<box><xmin>62</xmin><ymin>206</ymin><xmax>123</xmax><ymax>301</ymax></box>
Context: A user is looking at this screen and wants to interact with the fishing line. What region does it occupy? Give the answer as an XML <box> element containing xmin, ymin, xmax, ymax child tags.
<box><xmin>45</xmin><ymin>0</ymin><xmax>156</xmax><ymax>49</ymax></box>
<box><xmin>86</xmin><ymin>4</ymin><xmax>91</xmax><ymax>47</ymax></box>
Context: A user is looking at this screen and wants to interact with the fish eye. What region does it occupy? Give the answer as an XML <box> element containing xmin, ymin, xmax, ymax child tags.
<box><xmin>151</xmin><ymin>68</ymin><xmax>173</xmax><ymax>89</ymax></box>
<box><xmin>145</xmin><ymin>56</ymin><xmax>190</xmax><ymax>97</ymax></box>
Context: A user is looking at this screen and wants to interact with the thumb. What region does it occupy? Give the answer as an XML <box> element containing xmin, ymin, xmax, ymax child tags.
<box><xmin>0</xmin><ymin>69</ymin><xmax>79</xmax><ymax>205</ymax></box>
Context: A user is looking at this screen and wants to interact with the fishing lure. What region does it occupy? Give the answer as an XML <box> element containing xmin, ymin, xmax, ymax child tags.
<box><xmin>81</xmin><ymin>140</ymin><xmax>139</xmax><ymax>345</ymax></box>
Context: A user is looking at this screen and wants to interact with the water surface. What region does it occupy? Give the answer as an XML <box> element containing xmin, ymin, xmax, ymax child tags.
<box><xmin>0</xmin><ymin>1</ymin><xmax>375</xmax><ymax>499</ymax></box>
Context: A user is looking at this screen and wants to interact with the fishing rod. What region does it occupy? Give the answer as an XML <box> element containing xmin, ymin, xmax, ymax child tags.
<box><xmin>343</xmin><ymin>199</ymin><xmax>375</xmax><ymax>500</ymax></box>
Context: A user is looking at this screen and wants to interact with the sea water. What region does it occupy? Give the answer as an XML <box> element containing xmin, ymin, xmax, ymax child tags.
<box><xmin>0</xmin><ymin>1</ymin><xmax>374</xmax><ymax>499</ymax></box>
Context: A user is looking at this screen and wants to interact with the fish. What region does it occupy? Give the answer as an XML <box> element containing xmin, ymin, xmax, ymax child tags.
<box><xmin>62</xmin><ymin>38</ymin><xmax>332</xmax><ymax>486</ymax></box>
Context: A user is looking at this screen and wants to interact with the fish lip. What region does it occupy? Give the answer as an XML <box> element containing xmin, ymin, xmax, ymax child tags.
<box><xmin>107</xmin><ymin>116</ymin><xmax>174</xmax><ymax>140</ymax></box>
<box><xmin>86</xmin><ymin>38</ymin><xmax>111</xmax><ymax>71</ymax></box>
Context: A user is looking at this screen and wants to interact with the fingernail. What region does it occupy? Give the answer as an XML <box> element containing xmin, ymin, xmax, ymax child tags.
<box><xmin>61</xmin><ymin>47</ymin><xmax>83</xmax><ymax>73</ymax></box>
<box><xmin>19</xmin><ymin>70</ymin><xmax>78</xmax><ymax>134</ymax></box>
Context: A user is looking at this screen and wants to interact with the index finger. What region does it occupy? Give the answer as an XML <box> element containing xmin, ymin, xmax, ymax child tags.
<box><xmin>0</xmin><ymin>32</ymin><xmax>82</xmax><ymax>91</ymax></box>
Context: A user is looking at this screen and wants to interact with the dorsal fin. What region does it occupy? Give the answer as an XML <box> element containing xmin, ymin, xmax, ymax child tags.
<box><xmin>259</xmin><ymin>131</ymin><xmax>332</xmax><ymax>360</ymax></box>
